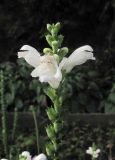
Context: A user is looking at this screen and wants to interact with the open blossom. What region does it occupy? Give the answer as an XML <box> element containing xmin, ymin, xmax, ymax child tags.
<box><xmin>20</xmin><ymin>151</ymin><xmax>47</xmax><ymax>160</ymax></box>
<box><xmin>18</xmin><ymin>45</ymin><xmax>95</xmax><ymax>88</ymax></box>
<box><xmin>86</xmin><ymin>147</ymin><xmax>100</xmax><ymax>158</ymax></box>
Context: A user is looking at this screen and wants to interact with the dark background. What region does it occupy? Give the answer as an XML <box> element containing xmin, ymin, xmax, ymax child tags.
<box><xmin>0</xmin><ymin>0</ymin><xmax>115</xmax><ymax>62</ymax></box>
<box><xmin>1</xmin><ymin>0</ymin><xmax>115</xmax><ymax>113</ymax></box>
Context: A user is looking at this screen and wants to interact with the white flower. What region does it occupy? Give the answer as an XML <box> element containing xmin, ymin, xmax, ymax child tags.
<box><xmin>21</xmin><ymin>151</ymin><xmax>31</xmax><ymax>160</ymax></box>
<box><xmin>32</xmin><ymin>153</ymin><xmax>47</xmax><ymax>160</ymax></box>
<box><xmin>1</xmin><ymin>159</ymin><xmax>8</xmax><ymax>160</ymax></box>
<box><xmin>86</xmin><ymin>147</ymin><xmax>100</xmax><ymax>158</ymax></box>
<box><xmin>18</xmin><ymin>45</ymin><xmax>62</xmax><ymax>89</ymax></box>
<box><xmin>20</xmin><ymin>152</ymin><xmax>47</xmax><ymax>160</ymax></box>
<box><xmin>18</xmin><ymin>45</ymin><xmax>95</xmax><ymax>88</ymax></box>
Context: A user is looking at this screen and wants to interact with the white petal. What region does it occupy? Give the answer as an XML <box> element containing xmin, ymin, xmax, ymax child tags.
<box><xmin>96</xmin><ymin>149</ymin><xmax>100</xmax><ymax>154</ymax></box>
<box><xmin>59</xmin><ymin>57</ymin><xmax>68</xmax><ymax>70</ymax></box>
<box><xmin>86</xmin><ymin>147</ymin><xmax>93</xmax><ymax>155</ymax></box>
<box><xmin>93</xmin><ymin>153</ymin><xmax>98</xmax><ymax>158</ymax></box>
<box><xmin>21</xmin><ymin>151</ymin><xmax>31</xmax><ymax>160</ymax></box>
<box><xmin>60</xmin><ymin>45</ymin><xmax>95</xmax><ymax>72</ymax></box>
<box><xmin>1</xmin><ymin>159</ymin><xmax>8</xmax><ymax>160</ymax></box>
<box><xmin>39</xmin><ymin>68</ymin><xmax>62</xmax><ymax>89</ymax></box>
<box><xmin>31</xmin><ymin>63</ymin><xmax>55</xmax><ymax>78</ymax></box>
<box><xmin>18</xmin><ymin>45</ymin><xmax>40</xmax><ymax>67</ymax></box>
<box><xmin>32</xmin><ymin>153</ymin><xmax>47</xmax><ymax>160</ymax></box>
<box><xmin>74</xmin><ymin>45</ymin><xmax>93</xmax><ymax>53</ymax></box>
<box><xmin>48</xmin><ymin>79</ymin><xmax>60</xmax><ymax>89</ymax></box>
<box><xmin>39</xmin><ymin>76</ymin><xmax>60</xmax><ymax>89</ymax></box>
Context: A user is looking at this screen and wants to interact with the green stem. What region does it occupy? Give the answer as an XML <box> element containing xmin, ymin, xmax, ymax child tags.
<box><xmin>31</xmin><ymin>105</ymin><xmax>40</xmax><ymax>154</ymax></box>
<box><xmin>0</xmin><ymin>70</ymin><xmax>8</xmax><ymax>157</ymax></box>
<box><xmin>12</xmin><ymin>107</ymin><xmax>18</xmax><ymax>140</ymax></box>
<box><xmin>45</xmin><ymin>87</ymin><xmax>63</xmax><ymax>160</ymax></box>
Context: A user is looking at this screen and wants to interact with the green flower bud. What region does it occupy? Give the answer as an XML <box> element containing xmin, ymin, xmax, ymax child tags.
<box><xmin>58</xmin><ymin>35</ymin><xmax>64</xmax><ymax>47</ymax></box>
<box><xmin>55</xmin><ymin>22</ymin><xmax>61</xmax><ymax>31</ymax></box>
<box><xmin>46</xmin><ymin>35</ymin><xmax>54</xmax><ymax>47</ymax></box>
<box><xmin>43</xmin><ymin>48</ymin><xmax>53</xmax><ymax>54</ymax></box>
<box><xmin>52</xmin><ymin>41</ymin><xmax>59</xmax><ymax>53</ymax></box>
<box><xmin>47</xmin><ymin>24</ymin><xmax>52</xmax><ymax>32</ymax></box>
<box><xmin>51</xmin><ymin>22</ymin><xmax>61</xmax><ymax>37</ymax></box>
<box><xmin>58</xmin><ymin>47</ymin><xmax>69</xmax><ymax>59</ymax></box>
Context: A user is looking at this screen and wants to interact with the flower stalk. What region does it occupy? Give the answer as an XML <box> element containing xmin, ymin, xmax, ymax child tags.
<box><xmin>0</xmin><ymin>70</ymin><xmax>8</xmax><ymax>157</ymax></box>
<box><xmin>45</xmin><ymin>87</ymin><xmax>63</xmax><ymax>160</ymax></box>
<box><xmin>43</xmin><ymin>23</ymin><xmax>66</xmax><ymax>160</ymax></box>
<box><xmin>30</xmin><ymin>105</ymin><xmax>40</xmax><ymax>154</ymax></box>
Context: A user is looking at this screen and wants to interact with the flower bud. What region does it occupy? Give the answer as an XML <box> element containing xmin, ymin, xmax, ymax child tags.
<box><xmin>55</xmin><ymin>22</ymin><xmax>61</xmax><ymax>31</ymax></box>
<box><xmin>58</xmin><ymin>47</ymin><xmax>69</xmax><ymax>59</ymax></box>
<box><xmin>47</xmin><ymin>24</ymin><xmax>52</xmax><ymax>32</ymax></box>
<box><xmin>52</xmin><ymin>41</ymin><xmax>59</xmax><ymax>53</ymax></box>
<box><xmin>58</xmin><ymin>35</ymin><xmax>64</xmax><ymax>47</ymax></box>
<box><xmin>43</xmin><ymin>48</ymin><xmax>53</xmax><ymax>54</ymax></box>
<box><xmin>51</xmin><ymin>22</ymin><xmax>61</xmax><ymax>37</ymax></box>
<box><xmin>46</xmin><ymin>35</ymin><xmax>54</xmax><ymax>47</ymax></box>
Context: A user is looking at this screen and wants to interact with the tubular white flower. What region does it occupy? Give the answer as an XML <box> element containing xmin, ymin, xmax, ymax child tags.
<box><xmin>59</xmin><ymin>45</ymin><xmax>95</xmax><ymax>72</ymax></box>
<box><xmin>18</xmin><ymin>45</ymin><xmax>62</xmax><ymax>89</ymax></box>
<box><xmin>21</xmin><ymin>151</ymin><xmax>31</xmax><ymax>160</ymax></box>
<box><xmin>31</xmin><ymin>55</ymin><xmax>62</xmax><ymax>88</ymax></box>
<box><xmin>1</xmin><ymin>159</ymin><xmax>8</xmax><ymax>160</ymax></box>
<box><xmin>32</xmin><ymin>153</ymin><xmax>47</xmax><ymax>160</ymax></box>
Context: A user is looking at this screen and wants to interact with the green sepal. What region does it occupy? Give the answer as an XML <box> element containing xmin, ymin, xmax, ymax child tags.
<box><xmin>46</xmin><ymin>125</ymin><xmax>56</xmax><ymax>139</ymax></box>
<box><xmin>44</xmin><ymin>87</ymin><xmax>56</xmax><ymax>102</ymax></box>
<box><xmin>54</xmin><ymin>98</ymin><xmax>62</xmax><ymax>114</ymax></box>
<box><xmin>52</xmin><ymin>140</ymin><xmax>58</xmax><ymax>151</ymax></box>
<box><xmin>46</xmin><ymin>107</ymin><xmax>58</xmax><ymax>121</ymax></box>
<box><xmin>46</xmin><ymin>35</ymin><xmax>54</xmax><ymax>47</ymax></box>
<box><xmin>43</xmin><ymin>48</ymin><xmax>53</xmax><ymax>54</ymax></box>
<box><xmin>53</xmin><ymin>121</ymin><xmax>62</xmax><ymax>133</ymax></box>
<box><xmin>46</xmin><ymin>142</ymin><xmax>55</xmax><ymax>156</ymax></box>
